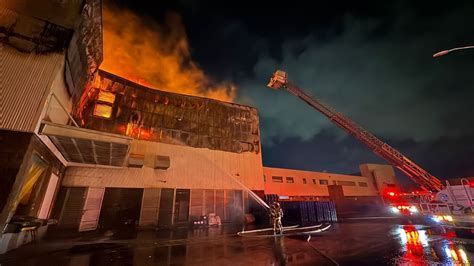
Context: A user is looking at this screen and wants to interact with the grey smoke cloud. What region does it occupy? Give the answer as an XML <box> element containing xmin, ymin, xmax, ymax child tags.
<box><xmin>236</xmin><ymin>3</ymin><xmax>474</xmax><ymax>145</ymax></box>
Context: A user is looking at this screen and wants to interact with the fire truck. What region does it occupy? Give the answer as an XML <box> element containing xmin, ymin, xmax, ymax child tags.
<box><xmin>266</xmin><ymin>70</ymin><xmax>474</xmax><ymax>232</ymax></box>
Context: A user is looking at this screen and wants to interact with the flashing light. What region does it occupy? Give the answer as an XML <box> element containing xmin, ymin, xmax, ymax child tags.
<box><xmin>406</xmin><ymin>231</ymin><xmax>419</xmax><ymax>239</ymax></box>
<box><xmin>443</xmin><ymin>231</ymin><xmax>457</xmax><ymax>238</ymax></box>
<box><xmin>445</xmin><ymin>247</ymin><xmax>452</xmax><ymax>258</ymax></box>
<box><xmin>418</xmin><ymin>230</ymin><xmax>428</xmax><ymax>246</ymax></box>
<box><xmin>398</xmin><ymin>228</ymin><xmax>408</xmax><ymax>244</ymax></box>
<box><xmin>431</xmin><ymin>216</ymin><xmax>440</xmax><ymax>223</ymax></box>
<box><xmin>395</xmin><ymin>205</ymin><xmax>417</xmax><ymax>210</ymax></box>
<box><xmin>450</xmin><ymin>249</ymin><xmax>459</xmax><ymax>261</ymax></box>
<box><xmin>435</xmin><ymin>215</ymin><xmax>454</xmax><ymax>222</ymax></box>
<box><xmin>388</xmin><ymin>192</ymin><xmax>395</xmax><ymax>196</ymax></box>
<box><xmin>444</xmin><ymin>215</ymin><xmax>453</xmax><ymax>222</ymax></box>
<box><xmin>459</xmin><ymin>249</ymin><xmax>469</xmax><ymax>263</ymax></box>
<box><xmin>391</xmin><ymin>205</ymin><xmax>419</xmax><ymax>214</ymax></box>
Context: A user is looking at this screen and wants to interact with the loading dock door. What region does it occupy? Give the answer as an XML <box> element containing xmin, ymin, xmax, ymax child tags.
<box><xmin>139</xmin><ymin>188</ymin><xmax>161</xmax><ymax>227</ymax></box>
<box><xmin>174</xmin><ymin>189</ymin><xmax>190</xmax><ymax>223</ymax></box>
<box><xmin>158</xmin><ymin>189</ymin><xmax>174</xmax><ymax>227</ymax></box>
<box><xmin>99</xmin><ymin>188</ymin><xmax>144</xmax><ymax>230</ymax></box>
<box><xmin>79</xmin><ymin>187</ymin><xmax>105</xmax><ymax>232</ymax></box>
<box><xmin>56</xmin><ymin>187</ymin><xmax>86</xmax><ymax>229</ymax></box>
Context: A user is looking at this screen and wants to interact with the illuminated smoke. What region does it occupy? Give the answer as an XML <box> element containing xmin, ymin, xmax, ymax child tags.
<box><xmin>100</xmin><ymin>7</ymin><xmax>236</xmax><ymax>102</ymax></box>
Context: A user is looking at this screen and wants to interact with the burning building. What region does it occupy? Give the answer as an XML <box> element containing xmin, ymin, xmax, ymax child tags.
<box><xmin>51</xmin><ymin>69</ymin><xmax>264</xmax><ymax>231</ymax></box>
<box><xmin>76</xmin><ymin>70</ymin><xmax>259</xmax><ymax>154</ymax></box>
<box><xmin>0</xmin><ymin>0</ymin><xmax>263</xmax><ymax>247</ymax></box>
<box><xmin>0</xmin><ymin>0</ymin><xmax>399</xmax><ymax>254</ymax></box>
<box><xmin>0</xmin><ymin>0</ymin><xmax>103</xmax><ymax>253</ymax></box>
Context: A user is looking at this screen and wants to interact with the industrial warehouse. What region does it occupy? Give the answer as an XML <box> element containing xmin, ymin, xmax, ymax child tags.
<box><xmin>4</xmin><ymin>0</ymin><xmax>474</xmax><ymax>264</ymax></box>
<box><xmin>0</xmin><ymin>0</ymin><xmax>402</xmax><ymax>254</ymax></box>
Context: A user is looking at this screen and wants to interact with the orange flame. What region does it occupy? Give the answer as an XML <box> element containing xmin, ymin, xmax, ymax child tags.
<box><xmin>100</xmin><ymin>7</ymin><xmax>236</xmax><ymax>102</ymax></box>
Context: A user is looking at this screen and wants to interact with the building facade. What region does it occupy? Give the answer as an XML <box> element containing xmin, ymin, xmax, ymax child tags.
<box><xmin>1</xmin><ymin>0</ymin><xmax>402</xmax><ymax>254</ymax></box>
<box><xmin>52</xmin><ymin>70</ymin><xmax>264</xmax><ymax>231</ymax></box>
<box><xmin>264</xmin><ymin>164</ymin><xmax>398</xmax><ymax>199</ymax></box>
<box><xmin>263</xmin><ymin>164</ymin><xmax>399</xmax><ymax>214</ymax></box>
<box><xmin>0</xmin><ymin>0</ymin><xmax>263</xmax><ymax>251</ymax></box>
<box><xmin>0</xmin><ymin>0</ymin><xmax>103</xmax><ymax>253</ymax></box>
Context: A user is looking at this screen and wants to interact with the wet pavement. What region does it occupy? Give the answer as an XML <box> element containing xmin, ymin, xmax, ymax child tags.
<box><xmin>1</xmin><ymin>218</ymin><xmax>473</xmax><ymax>265</ymax></box>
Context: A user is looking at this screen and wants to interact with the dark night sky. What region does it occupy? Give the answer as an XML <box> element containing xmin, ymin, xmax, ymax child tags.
<box><xmin>113</xmin><ymin>0</ymin><xmax>474</xmax><ymax>187</ymax></box>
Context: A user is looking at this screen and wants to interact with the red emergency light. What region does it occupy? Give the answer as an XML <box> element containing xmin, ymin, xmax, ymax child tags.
<box><xmin>384</xmin><ymin>188</ymin><xmax>400</xmax><ymax>198</ymax></box>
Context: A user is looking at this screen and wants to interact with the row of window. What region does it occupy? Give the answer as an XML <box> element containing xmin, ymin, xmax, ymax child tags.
<box><xmin>265</xmin><ymin>176</ymin><xmax>368</xmax><ymax>187</ymax></box>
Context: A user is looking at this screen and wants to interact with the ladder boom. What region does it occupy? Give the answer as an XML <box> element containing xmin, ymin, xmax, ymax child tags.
<box><xmin>268</xmin><ymin>70</ymin><xmax>444</xmax><ymax>192</ymax></box>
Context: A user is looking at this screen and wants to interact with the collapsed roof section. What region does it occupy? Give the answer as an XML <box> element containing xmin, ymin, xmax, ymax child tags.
<box><xmin>76</xmin><ymin>70</ymin><xmax>261</xmax><ymax>154</ymax></box>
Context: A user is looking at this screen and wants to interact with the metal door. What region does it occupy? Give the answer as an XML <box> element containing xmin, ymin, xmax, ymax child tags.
<box><xmin>139</xmin><ymin>188</ymin><xmax>161</xmax><ymax>227</ymax></box>
<box><xmin>157</xmin><ymin>188</ymin><xmax>174</xmax><ymax>227</ymax></box>
<box><xmin>79</xmin><ymin>187</ymin><xmax>105</xmax><ymax>231</ymax></box>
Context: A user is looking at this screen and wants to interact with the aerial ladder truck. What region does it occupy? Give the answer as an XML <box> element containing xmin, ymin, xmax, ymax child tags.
<box><xmin>267</xmin><ymin>70</ymin><xmax>474</xmax><ymax>229</ymax></box>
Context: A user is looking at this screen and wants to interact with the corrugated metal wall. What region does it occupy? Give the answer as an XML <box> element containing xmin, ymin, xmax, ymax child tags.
<box><xmin>57</xmin><ymin>187</ymin><xmax>86</xmax><ymax>229</ymax></box>
<box><xmin>157</xmin><ymin>188</ymin><xmax>174</xmax><ymax>227</ymax></box>
<box><xmin>215</xmin><ymin>190</ymin><xmax>225</xmax><ymax>220</ymax></box>
<box><xmin>0</xmin><ymin>45</ymin><xmax>64</xmax><ymax>132</ymax></box>
<box><xmin>190</xmin><ymin>189</ymin><xmax>204</xmax><ymax>220</ymax></box>
<box><xmin>204</xmin><ymin>190</ymin><xmax>215</xmax><ymax>214</ymax></box>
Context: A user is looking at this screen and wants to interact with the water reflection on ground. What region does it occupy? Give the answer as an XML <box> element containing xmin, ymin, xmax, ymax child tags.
<box><xmin>394</xmin><ymin>224</ymin><xmax>471</xmax><ymax>265</ymax></box>
<box><xmin>1</xmin><ymin>219</ymin><xmax>474</xmax><ymax>265</ymax></box>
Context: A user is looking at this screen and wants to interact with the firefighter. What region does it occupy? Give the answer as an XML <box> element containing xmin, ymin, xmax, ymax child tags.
<box><xmin>270</xmin><ymin>202</ymin><xmax>283</xmax><ymax>234</ymax></box>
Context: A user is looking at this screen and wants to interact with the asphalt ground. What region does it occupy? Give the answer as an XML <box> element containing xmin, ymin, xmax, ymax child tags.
<box><xmin>1</xmin><ymin>217</ymin><xmax>473</xmax><ymax>265</ymax></box>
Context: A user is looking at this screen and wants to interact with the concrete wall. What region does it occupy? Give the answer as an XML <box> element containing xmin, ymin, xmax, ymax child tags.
<box><xmin>359</xmin><ymin>164</ymin><xmax>398</xmax><ymax>194</ymax></box>
<box><xmin>63</xmin><ymin>139</ymin><xmax>264</xmax><ymax>191</ymax></box>
<box><xmin>263</xmin><ymin>167</ymin><xmax>379</xmax><ymax>197</ymax></box>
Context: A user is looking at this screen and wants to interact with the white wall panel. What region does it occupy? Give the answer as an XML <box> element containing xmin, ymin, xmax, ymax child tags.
<box><xmin>63</xmin><ymin>139</ymin><xmax>264</xmax><ymax>191</ymax></box>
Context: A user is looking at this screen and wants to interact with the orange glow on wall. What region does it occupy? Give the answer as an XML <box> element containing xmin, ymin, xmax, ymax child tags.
<box><xmin>97</xmin><ymin>90</ymin><xmax>116</xmax><ymax>103</ymax></box>
<box><xmin>124</xmin><ymin>122</ymin><xmax>153</xmax><ymax>140</ymax></box>
<box><xmin>93</xmin><ymin>103</ymin><xmax>112</xmax><ymax>118</ymax></box>
<box><xmin>117</xmin><ymin>124</ymin><xmax>127</xmax><ymax>134</ymax></box>
<box><xmin>138</xmin><ymin>128</ymin><xmax>152</xmax><ymax>140</ymax></box>
<box><xmin>100</xmin><ymin>6</ymin><xmax>236</xmax><ymax>102</ymax></box>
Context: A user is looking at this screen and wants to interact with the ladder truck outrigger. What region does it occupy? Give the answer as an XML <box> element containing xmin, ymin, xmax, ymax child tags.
<box><xmin>267</xmin><ymin>70</ymin><xmax>474</xmax><ymax>231</ymax></box>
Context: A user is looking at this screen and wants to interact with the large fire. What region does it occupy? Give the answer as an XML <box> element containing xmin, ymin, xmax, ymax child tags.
<box><xmin>100</xmin><ymin>7</ymin><xmax>236</xmax><ymax>102</ymax></box>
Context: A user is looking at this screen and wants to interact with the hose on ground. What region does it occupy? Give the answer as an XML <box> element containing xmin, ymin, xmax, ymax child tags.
<box><xmin>305</xmin><ymin>234</ymin><xmax>339</xmax><ymax>266</ymax></box>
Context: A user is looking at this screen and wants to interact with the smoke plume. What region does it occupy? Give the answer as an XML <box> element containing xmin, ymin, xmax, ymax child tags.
<box><xmin>100</xmin><ymin>7</ymin><xmax>236</xmax><ymax>102</ymax></box>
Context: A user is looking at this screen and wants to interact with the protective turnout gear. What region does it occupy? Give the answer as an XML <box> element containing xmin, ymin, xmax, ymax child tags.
<box><xmin>269</xmin><ymin>202</ymin><xmax>283</xmax><ymax>234</ymax></box>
